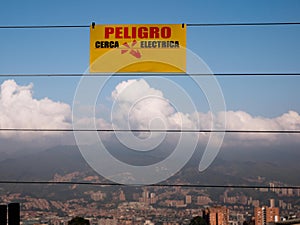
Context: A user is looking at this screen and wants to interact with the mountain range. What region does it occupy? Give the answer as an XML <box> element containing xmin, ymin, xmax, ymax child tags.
<box><xmin>0</xmin><ymin>143</ymin><xmax>299</xmax><ymax>186</ymax></box>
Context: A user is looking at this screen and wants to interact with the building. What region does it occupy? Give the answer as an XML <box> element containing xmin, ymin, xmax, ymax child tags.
<box><xmin>274</xmin><ymin>219</ymin><xmax>300</xmax><ymax>225</ymax></box>
<box><xmin>8</xmin><ymin>203</ymin><xmax>20</xmax><ymax>225</ymax></box>
<box><xmin>255</xmin><ymin>206</ymin><xmax>279</xmax><ymax>225</ymax></box>
<box><xmin>0</xmin><ymin>203</ymin><xmax>21</xmax><ymax>225</ymax></box>
<box><xmin>229</xmin><ymin>212</ymin><xmax>245</xmax><ymax>225</ymax></box>
<box><xmin>119</xmin><ymin>190</ymin><xmax>126</xmax><ymax>201</ymax></box>
<box><xmin>270</xmin><ymin>199</ymin><xmax>275</xmax><ymax>208</ymax></box>
<box><xmin>197</xmin><ymin>196</ymin><xmax>213</xmax><ymax>205</ymax></box>
<box><xmin>186</xmin><ymin>195</ymin><xmax>192</xmax><ymax>204</ymax></box>
<box><xmin>203</xmin><ymin>206</ymin><xmax>229</xmax><ymax>225</ymax></box>
<box><xmin>0</xmin><ymin>204</ymin><xmax>7</xmax><ymax>225</ymax></box>
<box><xmin>150</xmin><ymin>193</ymin><xmax>157</xmax><ymax>204</ymax></box>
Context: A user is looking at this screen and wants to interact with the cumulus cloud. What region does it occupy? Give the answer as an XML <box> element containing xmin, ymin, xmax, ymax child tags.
<box><xmin>0</xmin><ymin>80</ymin><xmax>71</xmax><ymax>143</ymax></box>
<box><xmin>2</xmin><ymin>78</ymin><xmax>300</xmax><ymax>154</ymax></box>
<box><xmin>218</xmin><ymin>110</ymin><xmax>300</xmax><ymax>146</ymax></box>
<box><xmin>111</xmin><ymin>79</ymin><xmax>197</xmax><ymax>131</ymax></box>
<box><xmin>107</xmin><ymin>79</ymin><xmax>300</xmax><ymax>147</ymax></box>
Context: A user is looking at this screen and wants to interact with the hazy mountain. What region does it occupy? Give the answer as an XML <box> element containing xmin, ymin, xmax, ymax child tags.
<box><xmin>0</xmin><ymin>142</ymin><xmax>299</xmax><ymax>185</ymax></box>
<box><xmin>0</xmin><ymin>145</ymin><xmax>90</xmax><ymax>181</ymax></box>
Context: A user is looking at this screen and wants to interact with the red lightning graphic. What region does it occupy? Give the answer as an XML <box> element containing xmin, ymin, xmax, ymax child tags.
<box><xmin>121</xmin><ymin>40</ymin><xmax>141</xmax><ymax>58</ymax></box>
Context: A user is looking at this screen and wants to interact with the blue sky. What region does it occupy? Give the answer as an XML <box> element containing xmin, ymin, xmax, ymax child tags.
<box><xmin>0</xmin><ymin>0</ymin><xmax>300</xmax><ymax>117</ymax></box>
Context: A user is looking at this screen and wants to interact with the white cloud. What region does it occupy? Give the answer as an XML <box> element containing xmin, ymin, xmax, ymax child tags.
<box><xmin>112</xmin><ymin>79</ymin><xmax>164</xmax><ymax>103</ymax></box>
<box><xmin>2</xmin><ymin>78</ymin><xmax>300</xmax><ymax>153</ymax></box>
<box><xmin>108</xmin><ymin>79</ymin><xmax>300</xmax><ymax>147</ymax></box>
<box><xmin>0</xmin><ymin>80</ymin><xmax>71</xmax><ymax>142</ymax></box>
<box><xmin>219</xmin><ymin>110</ymin><xmax>300</xmax><ymax>146</ymax></box>
<box><xmin>111</xmin><ymin>79</ymin><xmax>197</xmax><ymax>131</ymax></box>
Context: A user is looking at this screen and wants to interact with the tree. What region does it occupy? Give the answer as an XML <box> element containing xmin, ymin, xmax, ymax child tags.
<box><xmin>189</xmin><ymin>216</ymin><xmax>208</xmax><ymax>225</ymax></box>
<box><xmin>68</xmin><ymin>216</ymin><xmax>90</xmax><ymax>225</ymax></box>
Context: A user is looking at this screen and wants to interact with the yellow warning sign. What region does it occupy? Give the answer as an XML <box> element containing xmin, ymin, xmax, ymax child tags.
<box><xmin>90</xmin><ymin>24</ymin><xmax>186</xmax><ymax>73</ymax></box>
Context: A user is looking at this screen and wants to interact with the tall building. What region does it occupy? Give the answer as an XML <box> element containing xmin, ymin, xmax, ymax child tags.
<box><xmin>0</xmin><ymin>205</ymin><xmax>7</xmax><ymax>225</ymax></box>
<box><xmin>270</xmin><ymin>199</ymin><xmax>275</xmax><ymax>208</ymax></box>
<box><xmin>186</xmin><ymin>195</ymin><xmax>192</xmax><ymax>204</ymax></box>
<box><xmin>8</xmin><ymin>203</ymin><xmax>20</xmax><ymax>225</ymax></box>
<box><xmin>255</xmin><ymin>206</ymin><xmax>279</xmax><ymax>225</ymax></box>
<box><xmin>119</xmin><ymin>190</ymin><xmax>126</xmax><ymax>201</ymax></box>
<box><xmin>203</xmin><ymin>206</ymin><xmax>229</xmax><ymax>225</ymax></box>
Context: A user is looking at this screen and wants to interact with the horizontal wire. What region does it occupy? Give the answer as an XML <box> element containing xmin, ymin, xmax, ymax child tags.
<box><xmin>1</xmin><ymin>128</ymin><xmax>300</xmax><ymax>133</ymax></box>
<box><xmin>1</xmin><ymin>22</ymin><xmax>300</xmax><ymax>29</ymax></box>
<box><xmin>186</xmin><ymin>22</ymin><xmax>300</xmax><ymax>27</ymax></box>
<box><xmin>0</xmin><ymin>25</ymin><xmax>89</xmax><ymax>29</ymax></box>
<box><xmin>1</xmin><ymin>73</ymin><xmax>300</xmax><ymax>77</ymax></box>
<box><xmin>0</xmin><ymin>180</ymin><xmax>299</xmax><ymax>189</ymax></box>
